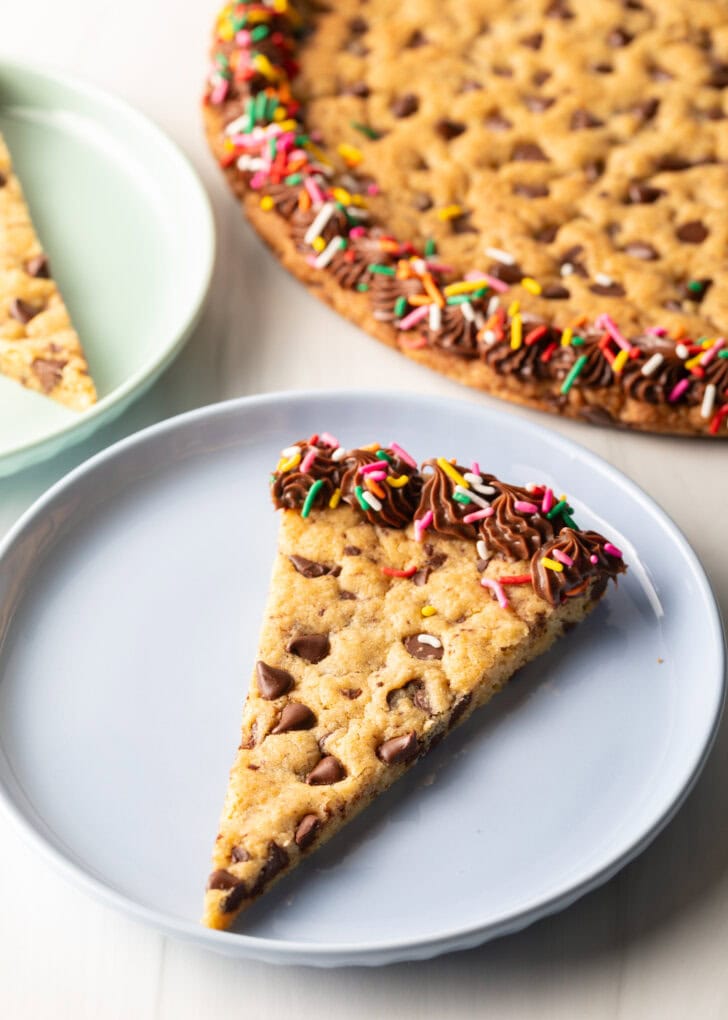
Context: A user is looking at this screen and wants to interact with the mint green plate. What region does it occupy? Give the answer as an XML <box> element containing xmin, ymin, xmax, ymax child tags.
<box><xmin>0</xmin><ymin>59</ymin><xmax>215</xmax><ymax>476</ymax></box>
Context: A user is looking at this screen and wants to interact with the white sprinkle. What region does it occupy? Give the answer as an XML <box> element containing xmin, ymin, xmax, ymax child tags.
<box><xmin>676</xmin><ymin>343</ymin><xmax>690</xmax><ymax>360</ymax></box>
<box><xmin>483</xmin><ymin>329</ymin><xmax>498</xmax><ymax>346</ymax></box>
<box><xmin>460</xmin><ymin>300</ymin><xmax>476</xmax><ymax>323</ymax></box>
<box><xmin>560</xmin><ymin>262</ymin><xmax>575</xmax><ymax>277</ymax></box>
<box><xmin>225</xmin><ymin>115</ymin><xmax>251</xmax><ymax>135</ymax></box>
<box><xmin>487</xmin><ymin>296</ymin><xmax>501</xmax><ymax>316</ymax></box>
<box><xmin>485</xmin><ymin>246</ymin><xmax>516</xmax><ymax>266</ymax></box>
<box><xmin>640</xmin><ymin>352</ymin><xmax>665</xmax><ymax>377</ymax></box>
<box><xmin>280</xmin><ymin>445</ymin><xmax>300</xmax><ymax>458</ymax></box>
<box><xmin>429</xmin><ymin>304</ymin><xmax>442</xmax><ymax>331</ymax></box>
<box><xmin>304</xmin><ymin>202</ymin><xmax>335</xmax><ymax>246</ymax></box>
<box><xmin>345</xmin><ymin>206</ymin><xmax>368</xmax><ymax>220</ymax></box>
<box><xmin>362</xmin><ymin>491</ymin><xmax>383</xmax><ymax>511</ymax></box>
<box><xmin>476</xmin><ymin>539</ymin><xmax>488</xmax><ymax>560</ymax></box>
<box><xmin>463</xmin><ymin>473</ymin><xmax>497</xmax><ymax>496</ymax></box>
<box><xmin>595</xmin><ymin>272</ymin><xmax>613</xmax><ymax>287</ymax></box>
<box><xmin>410</xmin><ymin>258</ymin><xmax>427</xmax><ymax>275</ymax></box>
<box><xmin>332</xmin><ymin>446</ymin><xmax>348</xmax><ymax>461</ymax></box>
<box><xmin>701</xmin><ymin>383</ymin><xmax>717</xmax><ymax>420</ymax></box>
<box><xmin>417</xmin><ymin>634</ymin><xmax>442</xmax><ymax>648</ymax></box>
<box><xmin>455</xmin><ymin>484</ymin><xmax>490</xmax><ymax>508</ymax></box>
<box><xmin>314</xmin><ymin>236</ymin><xmax>345</xmax><ymax>269</ymax></box>
<box><xmin>473</xmin><ymin>311</ymin><xmax>485</xmax><ymax>329</ymax></box>
<box><xmin>236</xmin><ymin>155</ymin><xmax>264</xmax><ymax>172</ymax></box>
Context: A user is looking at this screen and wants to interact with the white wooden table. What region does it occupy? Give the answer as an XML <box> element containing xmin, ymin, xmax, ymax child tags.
<box><xmin>2</xmin><ymin>3</ymin><xmax>727</xmax><ymax>1016</ymax></box>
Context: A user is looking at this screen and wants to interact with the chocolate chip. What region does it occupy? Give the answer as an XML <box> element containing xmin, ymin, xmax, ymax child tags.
<box><xmin>532</xmin><ymin>70</ymin><xmax>551</xmax><ymax>87</ymax></box>
<box><xmin>451</xmin><ymin>213</ymin><xmax>477</xmax><ymax>234</ymax></box>
<box><xmin>520</xmin><ymin>32</ymin><xmax>543</xmax><ymax>50</ymax></box>
<box><xmin>0</xmin><ymin>172</ymin><xmax>6</xmax><ymax>187</ymax></box>
<box><xmin>435</xmin><ymin>118</ymin><xmax>466</xmax><ymax>141</ymax></box>
<box><xmin>403</xmin><ymin>635</ymin><xmax>443</xmax><ymax>660</ymax></box>
<box><xmin>513</xmin><ymin>183</ymin><xmax>550</xmax><ymax>198</ymax></box>
<box><xmin>485</xmin><ymin>112</ymin><xmax>513</xmax><ymax>131</ymax></box>
<box><xmin>287</xmin><ymin>634</ymin><xmax>330</xmax><ymax>663</ymax></box>
<box><xmin>387</xmin><ymin>680</ymin><xmax>430</xmax><ymax>713</ymax></box>
<box><xmin>593</xmin><ymin>62</ymin><xmax>613</xmax><ymax>74</ymax></box>
<box><xmin>676</xmin><ymin>221</ymin><xmax>708</xmax><ymax>244</ymax></box>
<box><xmin>488</xmin><ymin>262</ymin><xmax>524</xmax><ymax>284</ymax></box>
<box><xmin>650</xmin><ymin>66</ymin><xmax>673</xmax><ymax>82</ymax></box>
<box><xmin>412</xmin><ymin>567</ymin><xmax>431</xmax><ymax>586</ymax></box>
<box><xmin>571</xmin><ymin>109</ymin><xmax>604</xmax><ymax>129</ymax></box>
<box><xmin>10</xmin><ymin>298</ymin><xmax>41</xmax><ymax>324</ymax></box>
<box><xmin>256</xmin><ymin>661</ymin><xmax>294</xmax><ymax>700</ymax></box>
<box><xmin>25</xmin><ymin>254</ymin><xmax>50</xmax><ymax>278</ymax></box>
<box><xmin>634</xmin><ymin>98</ymin><xmax>660</xmax><ymax>121</ymax></box>
<box><xmin>340</xmin><ymin>590</ymin><xmax>357</xmax><ymax>601</ymax></box>
<box><xmin>230</xmin><ymin>845</ymin><xmax>250</xmax><ymax>863</ymax></box>
<box><xmin>289</xmin><ymin>555</ymin><xmax>340</xmax><ymax>579</ymax></box>
<box><xmin>524</xmin><ymin>95</ymin><xmax>555</xmax><ymax>112</ymax></box>
<box><xmin>348</xmin><ymin>16</ymin><xmax>368</xmax><ymax>34</ymax></box>
<box><xmin>294</xmin><ymin>814</ymin><xmax>321</xmax><ymax>849</ymax></box>
<box><xmin>207</xmin><ymin>869</ymin><xmax>240</xmax><ymax>891</ymax></box>
<box><xmin>412</xmin><ymin>192</ymin><xmax>433</xmax><ymax>211</ymax></box>
<box><xmin>427</xmin><ymin>552</ymin><xmax>447</xmax><ymax>569</ymax></box>
<box><xmin>624</xmin><ymin>241</ymin><xmax>658</xmax><ymax>260</ymax></box>
<box><xmin>343</xmin><ymin>545</ymin><xmax>361</xmax><ymax>556</ymax></box>
<box><xmin>32</xmin><ymin>358</ymin><xmax>66</xmax><ymax>393</ymax></box>
<box><xmin>590</xmin><ymin>281</ymin><xmax>625</xmax><ymax>297</ymax></box>
<box><xmin>343</xmin><ymin>81</ymin><xmax>370</xmax><ymax>98</ymax></box>
<box><xmin>534</xmin><ymin>224</ymin><xmax>559</xmax><ymax>243</ymax></box>
<box><xmin>306</xmin><ymin>755</ymin><xmax>345</xmax><ymax>785</ymax></box>
<box><xmin>541</xmin><ymin>283</ymin><xmax>570</xmax><ymax>300</ymax></box>
<box><xmin>460</xmin><ymin>78</ymin><xmax>483</xmax><ymax>92</ymax></box>
<box><xmin>391</xmin><ymin>93</ymin><xmax>419</xmax><ymax>118</ymax></box>
<box><xmin>627</xmin><ymin>183</ymin><xmax>664</xmax><ymax>204</ymax></box>
<box><xmin>406</xmin><ymin>29</ymin><xmax>428</xmax><ymax>48</ymax></box>
<box><xmin>584</xmin><ymin>159</ymin><xmax>605</xmax><ymax>182</ymax></box>
<box><xmin>342</xmin><ymin>687</ymin><xmax>362</xmax><ymax>699</ymax></box>
<box><xmin>709</xmin><ymin>63</ymin><xmax>728</xmax><ymax>89</ymax></box>
<box><xmin>252</xmin><ymin>842</ymin><xmax>289</xmax><ymax>894</ymax></box>
<box><xmin>476</xmin><ymin>558</ymin><xmax>489</xmax><ymax>572</ymax></box>
<box><xmin>222</xmin><ymin>882</ymin><xmax>249</xmax><ymax>913</ymax></box>
<box><xmin>449</xmin><ymin>693</ymin><xmax>473</xmax><ymax>729</ymax></box>
<box><xmin>377</xmin><ymin>732</ymin><xmax>419</xmax><ymax>765</ymax></box>
<box><xmin>271</xmin><ymin>702</ymin><xmax>316</xmax><ymax>734</ymax></box>
<box><xmin>608</xmin><ymin>27</ymin><xmax>633</xmax><ymax>47</ymax></box>
<box><xmin>493</xmin><ymin>65</ymin><xmax>514</xmax><ymax>78</ymax></box>
<box><xmin>546</xmin><ymin>0</ymin><xmax>574</xmax><ymax>17</ymax></box>
<box><xmin>680</xmin><ymin>278</ymin><xmax>712</xmax><ymax>302</ymax></box>
<box><xmin>512</xmin><ymin>142</ymin><xmax>548</xmax><ymax>162</ymax></box>
<box><xmin>656</xmin><ymin>155</ymin><xmax>693</xmax><ymax>172</ymax></box>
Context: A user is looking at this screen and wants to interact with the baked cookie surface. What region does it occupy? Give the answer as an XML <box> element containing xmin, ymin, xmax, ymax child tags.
<box><xmin>0</xmin><ymin>133</ymin><xmax>96</xmax><ymax>411</ymax></box>
<box><xmin>203</xmin><ymin>435</ymin><xmax>626</xmax><ymax>930</ymax></box>
<box><xmin>204</xmin><ymin>0</ymin><xmax>728</xmax><ymax>436</ymax></box>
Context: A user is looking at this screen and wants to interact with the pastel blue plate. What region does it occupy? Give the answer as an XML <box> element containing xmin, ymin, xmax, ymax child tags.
<box><xmin>0</xmin><ymin>391</ymin><xmax>723</xmax><ymax>966</ymax></box>
<box><xmin>0</xmin><ymin>59</ymin><xmax>214</xmax><ymax>476</ymax></box>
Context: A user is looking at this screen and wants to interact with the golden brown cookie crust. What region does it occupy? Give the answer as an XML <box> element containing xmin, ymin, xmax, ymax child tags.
<box><xmin>203</xmin><ymin>1</ymin><xmax>728</xmax><ymax>437</ymax></box>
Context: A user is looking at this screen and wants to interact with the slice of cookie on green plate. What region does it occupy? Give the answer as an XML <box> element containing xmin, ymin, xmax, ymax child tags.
<box><xmin>203</xmin><ymin>435</ymin><xmax>626</xmax><ymax>930</ymax></box>
<box><xmin>0</xmin><ymin>132</ymin><xmax>96</xmax><ymax>410</ymax></box>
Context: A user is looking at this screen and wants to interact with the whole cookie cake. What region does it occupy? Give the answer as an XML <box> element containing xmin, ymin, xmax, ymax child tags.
<box><xmin>204</xmin><ymin>1</ymin><xmax>728</xmax><ymax>437</ymax></box>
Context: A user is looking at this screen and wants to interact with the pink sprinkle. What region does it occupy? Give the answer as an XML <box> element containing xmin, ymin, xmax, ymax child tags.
<box><xmin>277</xmin><ymin>132</ymin><xmax>296</xmax><ymax>152</ymax></box>
<box><xmin>249</xmin><ymin>171</ymin><xmax>266</xmax><ymax>190</ymax></box>
<box><xmin>359</xmin><ymin>461</ymin><xmax>386</xmax><ymax>476</ymax></box>
<box><xmin>305</xmin><ymin>177</ymin><xmax>325</xmax><ymax>206</ymax></box>
<box><xmin>300</xmin><ymin>449</ymin><xmax>317</xmax><ymax>473</ymax></box>
<box><xmin>367</xmin><ymin>183</ymin><xmax>380</xmax><ymax>196</ymax></box>
<box><xmin>398</xmin><ymin>305</ymin><xmax>430</xmax><ymax>331</ymax></box>
<box><xmin>414</xmin><ymin>510</ymin><xmax>433</xmax><ymax>542</ymax></box>
<box><xmin>482</xmin><ymin>274</ymin><xmax>510</xmax><ymax>294</ymax></box>
<box><xmin>646</xmin><ymin>326</ymin><xmax>668</xmax><ymax>336</ymax></box>
<box><xmin>235</xmin><ymin>29</ymin><xmax>252</xmax><ymax>46</ymax></box>
<box><xmin>463</xmin><ymin>508</ymin><xmax>494</xmax><ymax>523</ymax></box>
<box><xmin>541</xmin><ymin>488</ymin><xmax>554</xmax><ymax>513</ymax></box>
<box><xmin>349</xmin><ymin>226</ymin><xmax>366</xmax><ymax>239</ymax></box>
<box><xmin>320</xmin><ymin>432</ymin><xmax>339</xmax><ymax>448</ymax></box>
<box><xmin>514</xmin><ymin>500</ymin><xmax>538</xmax><ymax>513</ymax></box>
<box><xmin>481</xmin><ymin>577</ymin><xmax>509</xmax><ymax>610</ymax></box>
<box><xmin>552</xmin><ymin>548</ymin><xmax>574</xmax><ymax>568</ymax></box>
<box><xmin>465</xmin><ymin>271</ymin><xmax>490</xmax><ymax>283</ymax></box>
<box><xmin>305</xmin><ymin>255</ymin><xmax>317</xmax><ymax>267</ymax></box>
<box><xmin>210</xmin><ymin>79</ymin><xmax>229</xmax><ymax>105</ymax></box>
<box><xmin>700</xmin><ymin>337</ymin><xmax>725</xmax><ymax>367</ymax></box>
<box><xmin>400</xmin><ymin>333</ymin><xmax>428</xmax><ymax>350</ymax></box>
<box><xmin>425</xmin><ymin>262</ymin><xmax>454</xmax><ymax>274</ymax></box>
<box><xmin>471</xmin><ymin>461</ymin><xmax>481</xmax><ymax>475</ymax></box>
<box><xmin>590</xmin><ymin>555</ymin><xmax>599</xmax><ymax>565</ymax></box>
<box><xmin>604</xmin><ymin>542</ymin><xmax>623</xmax><ymax>558</ymax></box>
<box><xmin>668</xmin><ymin>378</ymin><xmax>690</xmax><ymax>403</ymax></box>
<box><xmin>390</xmin><ymin>442</ymin><xmax>417</xmax><ymax>468</ymax></box>
<box><xmin>596</xmin><ymin>313</ymin><xmax>631</xmax><ymax>353</ymax></box>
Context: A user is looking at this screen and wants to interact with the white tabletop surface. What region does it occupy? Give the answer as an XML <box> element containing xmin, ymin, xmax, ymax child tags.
<box><xmin>1</xmin><ymin>2</ymin><xmax>727</xmax><ymax>1017</ymax></box>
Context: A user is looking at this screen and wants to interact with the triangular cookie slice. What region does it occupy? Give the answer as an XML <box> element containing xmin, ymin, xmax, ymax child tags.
<box><xmin>203</xmin><ymin>437</ymin><xmax>626</xmax><ymax>930</ymax></box>
<box><xmin>0</xmin><ymin>133</ymin><xmax>96</xmax><ymax>410</ymax></box>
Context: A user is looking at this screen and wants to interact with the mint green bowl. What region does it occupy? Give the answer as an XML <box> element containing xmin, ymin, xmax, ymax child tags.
<box><xmin>0</xmin><ymin>59</ymin><xmax>215</xmax><ymax>476</ymax></box>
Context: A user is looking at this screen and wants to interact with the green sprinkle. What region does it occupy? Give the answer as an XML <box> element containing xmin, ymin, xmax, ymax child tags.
<box><xmin>251</xmin><ymin>24</ymin><xmax>269</xmax><ymax>41</ymax></box>
<box><xmin>687</xmin><ymin>279</ymin><xmax>705</xmax><ymax>293</ymax></box>
<box><xmin>284</xmin><ymin>172</ymin><xmax>303</xmax><ymax>185</ymax></box>
<box><xmin>562</xmin><ymin>514</ymin><xmax>578</xmax><ymax>530</ymax></box>
<box><xmin>354</xmin><ymin>485</ymin><xmax>369</xmax><ymax>511</ymax></box>
<box><xmin>571</xmin><ymin>335</ymin><xmax>585</xmax><ymax>346</ymax></box>
<box><xmin>253</xmin><ymin>91</ymin><xmax>267</xmax><ymax>123</ymax></box>
<box><xmin>231</xmin><ymin>17</ymin><xmax>247</xmax><ymax>31</ymax></box>
<box><xmin>350</xmin><ymin>120</ymin><xmax>381</xmax><ymax>140</ymax></box>
<box><xmin>447</xmin><ymin>294</ymin><xmax>477</xmax><ymax>306</ymax></box>
<box><xmin>301</xmin><ymin>479</ymin><xmax>324</xmax><ymax>518</ymax></box>
<box><xmin>394</xmin><ymin>296</ymin><xmax>408</xmax><ymax>317</ymax></box>
<box><xmin>424</xmin><ymin>238</ymin><xmax>437</xmax><ymax>257</ymax></box>
<box><xmin>356</xmin><ymin>283</ymin><xmax>370</xmax><ymax>292</ymax></box>
<box><xmin>376</xmin><ymin>450</ymin><xmax>393</xmax><ymax>463</ymax></box>
<box><xmin>718</xmin><ymin>350</ymin><xmax>728</xmax><ymax>359</ymax></box>
<box><xmin>269</xmin><ymin>137</ymin><xmax>278</xmax><ymax>158</ymax></box>
<box><xmin>452</xmin><ymin>492</ymin><xmax>471</xmax><ymax>505</ymax></box>
<box><xmin>294</xmin><ymin>134</ymin><xmax>309</xmax><ymax>147</ymax></box>
<box><xmin>546</xmin><ymin>499</ymin><xmax>567</xmax><ymax>521</ymax></box>
<box><xmin>367</xmin><ymin>263</ymin><xmax>396</xmax><ymax>276</ymax></box>
<box><xmin>560</xmin><ymin>354</ymin><xmax>589</xmax><ymax>395</ymax></box>
<box><xmin>215</xmin><ymin>53</ymin><xmax>230</xmax><ymax>69</ymax></box>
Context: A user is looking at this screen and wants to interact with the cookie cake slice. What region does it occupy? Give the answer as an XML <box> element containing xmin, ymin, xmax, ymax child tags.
<box><xmin>203</xmin><ymin>435</ymin><xmax>626</xmax><ymax>930</ymax></box>
<box><xmin>0</xmin><ymin>132</ymin><xmax>96</xmax><ymax>410</ymax></box>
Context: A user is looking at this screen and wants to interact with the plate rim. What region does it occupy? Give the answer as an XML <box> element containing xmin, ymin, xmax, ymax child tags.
<box><xmin>0</xmin><ymin>389</ymin><xmax>724</xmax><ymax>966</ymax></box>
<box><xmin>0</xmin><ymin>55</ymin><xmax>216</xmax><ymax>475</ymax></box>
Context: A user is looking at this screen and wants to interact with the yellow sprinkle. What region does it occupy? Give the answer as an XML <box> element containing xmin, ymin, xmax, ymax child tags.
<box><xmin>218</xmin><ymin>22</ymin><xmax>234</xmax><ymax>42</ymax></box>
<box><xmin>338</xmin><ymin>143</ymin><xmax>363</xmax><ymax>166</ymax></box>
<box><xmin>259</xmin><ymin>195</ymin><xmax>275</xmax><ymax>212</ymax></box>
<box><xmin>684</xmin><ymin>353</ymin><xmax>703</xmax><ymax>371</ymax></box>
<box><xmin>443</xmin><ymin>280</ymin><xmax>488</xmax><ymax>297</ymax></box>
<box><xmin>328</xmin><ymin>487</ymin><xmax>342</xmax><ymax>509</ymax></box>
<box><xmin>247</xmin><ymin>9</ymin><xmax>273</xmax><ymax>23</ymax></box>
<box><xmin>436</xmin><ymin>457</ymin><xmax>469</xmax><ymax>488</ymax></box>
<box><xmin>272</xmin><ymin>107</ymin><xmax>287</xmax><ymax>122</ymax></box>
<box><xmin>386</xmin><ymin>474</ymin><xmax>409</xmax><ymax>488</ymax></box>
<box><xmin>541</xmin><ymin>557</ymin><xmax>564</xmax><ymax>572</ymax></box>
<box><xmin>277</xmin><ymin>119</ymin><xmax>298</xmax><ymax>132</ymax></box>
<box><xmin>560</xmin><ymin>327</ymin><xmax>573</xmax><ymax>347</ymax></box>
<box><xmin>303</xmin><ymin>141</ymin><xmax>334</xmax><ymax>168</ymax></box>
<box><xmin>272</xmin><ymin>0</ymin><xmax>288</xmax><ymax>11</ymax></box>
<box><xmin>702</xmin><ymin>337</ymin><xmax>713</xmax><ymax>348</ymax></box>
<box><xmin>521</xmin><ymin>277</ymin><xmax>542</xmax><ymax>295</ymax></box>
<box><xmin>349</xmin><ymin>194</ymin><xmax>366</xmax><ymax>207</ymax></box>
<box><xmin>507</xmin><ymin>299</ymin><xmax>520</xmax><ymax>317</ymax></box>
<box><xmin>332</xmin><ymin>187</ymin><xmax>352</xmax><ymax>205</ymax></box>
<box><xmin>252</xmin><ymin>53</ymin><xmax>277</xmax><ymax>80</ymax></box>
<box><xmin>278</xmin><ymin>453</ymin><xmax>301</xmax><ymax>473</ymax></box>
<box><xmin>437</xmin><ymin>204</ymin><xmax>463</xmax><ymax>221</ymax></box>
<box><xmin>312</xmin><ymin>237</ymin><xmax>326</xmax><ymax>253</ymax></box>
<box><xmin>612</xmin><ymin>349</ymin><xmax>629</xmax><ymax>375</ymax></box>
<box><xmin>510</xmin><ymin>313</ymin><xmax>523</xmax><ymax>351</ymax></box>
<box><xmin>421</xmin><ymin>606</ymin><xmax>437</xmax><ymax>617</ymax></box>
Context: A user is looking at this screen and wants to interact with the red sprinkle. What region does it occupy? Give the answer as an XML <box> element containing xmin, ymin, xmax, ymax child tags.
<box><xmin>381</xmin><ymin>566</ymin><xmax>418</xmax><ymax>578</ymax></box>
<box><xmin>709</xmin><ymin>403</ymin><xmax>728</xmax><ymax>435</ymax></box>
<box><xmin>524</xmin><ymin>325</ymin><xmax>548</xmax><ymax>347</ymax></box>
<box><xmin>539</xmin><ymin>341</ymin><xmax>558</xmax><ymax>363</ymax></box>
<box><xmin>499</xmin><ymin>574</ymin><xmax>532</xmax><ymax>585</ymax></box>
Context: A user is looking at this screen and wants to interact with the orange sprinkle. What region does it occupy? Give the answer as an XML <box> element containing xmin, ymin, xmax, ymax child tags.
<box><xmin>365</xmin><ymin>478</ymin><xmax>386</xmax><ymax>499</ymax></box>
<box><xmin>422</xmin><ymin>272</ymin><xmax>445</xmax><ymax>308</ymax></box>
<box><xmin>408</xmin><ymin>295</ymin><xmax>433</xmax><ymax>306</ymax></box>
<box><xmin>298</xmin><ymin>190</ymin><xmax>311</xmax><ymax>212</ymax></box>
